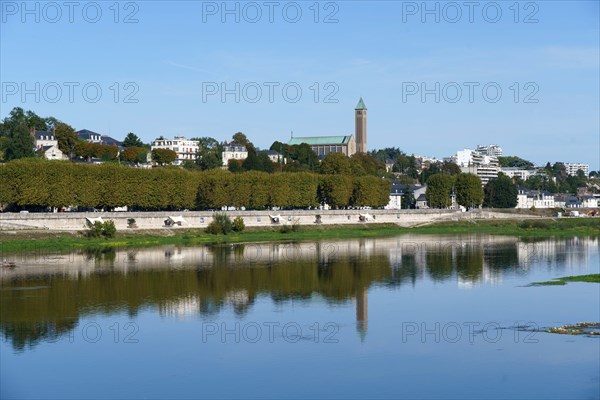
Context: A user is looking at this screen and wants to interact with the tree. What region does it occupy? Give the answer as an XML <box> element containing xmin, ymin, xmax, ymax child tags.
<box><xmin>441</xmin><ymin>161</ymin><xmax>461</xmax><ymax>176</ymax></box>
<box><xmin>425</xmin><ymin>174</ymin><xmax>454</xmax><ymax>208</ymax></box>
<box><xmin>123</xmin><ymin>132</ymin><xmax>144</xmax><ymax>148</ymax></box>
<box><xmin>455</xmin><ymin>173</ymin><xmax>483</xmax><ymax>210</ymax></box>
<box><xmin>152</xmin><ymin>148</ymin><xmax>177</xmax><ymax>165</ymax></box>
<box><xmin>54</xmin><ymin>122</ymin><xmax>78</xmax><ymax>158</ymax></box>
<box><xmin>232</xmin><ymin>132</ymin><xmax>255</xmax><ymax>153</ymax></box>
<box><xmin>498</xmin><ymin>156</ymin><xmax>534</xmax><ymax>169</ymax></box>
<box><xmin>4</xmin><ymin>124</ymin><xmax>35</xmax><ymax>160</ymax></box>
<box><xmin>121</xmin><ymin>146</ymin><xmax>147</xmax><ymax>163</ymax></box>
<box><xmin>319</xmin><ymin>152</ymin><xmax>351</xmax><ymax>175</ymax></box>
<box><xmin>350</xmin><ymin>153</ymin><xmax>386</xmax><ymax>176</ymax></box>
<box><xmin>484</xmin><ymin>174</ymin><xmax>518</xmax><ymax>208</ymax></box>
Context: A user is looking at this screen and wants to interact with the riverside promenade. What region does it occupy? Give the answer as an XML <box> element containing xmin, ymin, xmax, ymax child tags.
<box><xmin>0</xmin><ymin>209</ymin><xmax>537</xmax><ymax>232</ymax></box>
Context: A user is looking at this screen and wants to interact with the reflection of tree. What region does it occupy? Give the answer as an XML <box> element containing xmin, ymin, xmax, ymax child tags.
<box><xmin>456</xmin><ymin>246</ymin><xmax>484</xmax><ymax>282</ymax></box>
<box><xmin>1</xmin><ymin>251</ymin><xmax>391</xmax><ymax>350</ymax></box>
<box><xmin>484</xmin><ymin>244</ymin><xmax>519</xmax><ymax>271</ymax></box>
<box><xmin>426</xmin><ymin>251</ymin><xmax>454</xmax><ymax>282</ymax></box>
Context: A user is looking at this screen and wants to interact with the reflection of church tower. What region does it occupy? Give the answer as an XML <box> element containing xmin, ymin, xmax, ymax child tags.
<box><xmin>355</xmin><ymin>98</ymin><xmax>367</xmax><ymax>153</ymax></box>
<box><xmin>356</xmin><ymin>287</ymin><xmax>368</xmax><ymax>342</ymax></box>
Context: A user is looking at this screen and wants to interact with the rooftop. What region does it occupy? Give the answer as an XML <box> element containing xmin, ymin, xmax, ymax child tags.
<box><xmin>355</xmin><ymin>97</ymin><xmax>367</xmax><ymax>110</ymax></box>
<box><xmin>288</xmin><ymin>135</ymin><xmax>352</xmax><ymax>146</ymax></box>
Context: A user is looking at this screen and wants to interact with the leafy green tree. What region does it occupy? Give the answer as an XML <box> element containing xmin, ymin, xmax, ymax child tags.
<box><xmin>498</xmin><ymin>156</ymin><xmax>534</xmax><ymax>168</ymax></box>
<box><xmin>455</xmin><ymin>173</ymin><xmax>483</xmax><ymax>210</ymax></box>
<box><xmin>257</xmin><ymin>152</ymin><xmax>275</xmax><ymax>173</ymax></box>
<box><xmin>426</xmin><ymin>174</ymin><xmax>454</xmax><ymax>208</ymax></box>
<box><xmin>484</xmin><ymin>174</ymin><xmax>518</xmax><ymax>208</ymax></box>
<box><xmin>152</xmin><ymin>148</ymin><xmax>177</xmax><ymax>165</ymax></box>
<box><xmin>4</xmin><ymin>124</ymin><xmax>34</xmax><ymax>160</ymax></box>
<box><xmin>54</xmin><ymin>122</ymin><xmax>78</xmax><ymax>158</ymax></box>
<box><xmin>228</xmin><ymin>159</ymin><xmax>243</xmax><ymax>173</ymax></box>
<box><xmin>232</xmin><ymin>132</ymin><xmax>255</xmax><ymax>153</ymax></box>
<box><xmin>441</xmin><ymin>161</ymin><xmax>461</xmax><ymax>176</ymax></box>
<box><xmin>121</xmin><ymin>146</ymin><xmax>147</xmax><ymax>163</ymax></box>
<box><xmin>318</xmin><ymin>175</ymin><xmax>353</xmax><ymax>208</ymax></box>
<box><xmin>350</xmin><ymin>153</ymin><xmax>386</xmax><ymax>176</ymax></box>
<box><xmin>122</xmin><ymin>132</ymin><xmax>144</xmax><ymax>148</ymax></box>
<box><xmin>319</xmin><ymin>152</ymin><xmax>351</xmax><ymax>175</ymax></box>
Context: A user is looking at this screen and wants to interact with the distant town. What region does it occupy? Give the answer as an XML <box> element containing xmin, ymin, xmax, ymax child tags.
<box><xmin>0</xmin><ymin>100</ymin><xmax>598</xmax><ymax>212</ymax></box>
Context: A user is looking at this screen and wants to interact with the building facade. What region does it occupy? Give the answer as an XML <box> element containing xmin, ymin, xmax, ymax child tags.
<box><xmin>451</xmin><ymin>149</ymin><xmax>499</xmax><ymax>186</ymax></box>
<box><xmin>475</xmin><ymin>144</ymin><xmax>503</xmax><ymax>157</ymax></box>
<box><xmin>151</xmin><ymin>137</ymin><xmax>200</xmax><ymax>165</ymax></box>
<box><xmin>222</xmin><ymin>143</ymin><xmax>248</xmax><ymax>167</ymax></box>
<box><xmin>564</xmin><ymin>163</ymin><xmax>589</xmax><ymax>177</ymax></box>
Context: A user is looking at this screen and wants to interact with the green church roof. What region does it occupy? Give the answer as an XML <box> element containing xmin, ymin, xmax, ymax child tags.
<box><xmin>288</xmin><ymin>135</ymin><xmax>352</xmax><ymax>146</ymax></box>
<box><xmin>355</xmin><ymin>97</ymin><xmax>367</xmax><ymax>110</ymax></box>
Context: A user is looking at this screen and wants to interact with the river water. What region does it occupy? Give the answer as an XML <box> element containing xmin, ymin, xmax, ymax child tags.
<box><xmin>1</xmin><ymin>234</ymin><xmax>599</xmax><ymax>399</ymax></box>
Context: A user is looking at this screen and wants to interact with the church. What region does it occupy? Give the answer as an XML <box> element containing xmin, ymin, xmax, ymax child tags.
<box><xmin>287</xmin><ymin>98</ymin><xmax>368</xmax><ymax>159</ymax></box>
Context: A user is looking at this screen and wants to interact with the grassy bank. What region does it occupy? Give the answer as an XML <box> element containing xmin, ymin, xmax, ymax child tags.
<box><xmin>529</xmin><ymin>274</ymin><xmax>600</xmax><ymax>286</ymax></box>
<box><xmin>1</xmin><ymin>218</ymin><xmax>599</xmax><ymax>254</ymax></box>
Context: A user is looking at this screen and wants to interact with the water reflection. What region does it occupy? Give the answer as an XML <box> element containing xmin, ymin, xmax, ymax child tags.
<box><xmin>1</xmin><ymin>235</ymin><xmax>597</xmax><ymax>351</ymax></box>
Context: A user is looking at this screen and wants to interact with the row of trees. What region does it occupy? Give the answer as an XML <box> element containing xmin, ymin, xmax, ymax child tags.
<box><xmin>0</xmin><ymin>159</ymin><xmax>391</xmax><ymax>210</ymax></box>
<box><xmin>425</xmin><ymin>173</ymin><xmax>518</xmax><ymax>209</ymax></box>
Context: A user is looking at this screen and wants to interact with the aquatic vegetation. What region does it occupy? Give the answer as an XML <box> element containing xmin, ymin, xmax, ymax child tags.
<box><xmin>529</xmin><ymin>274</ymin><xmax>600</xmax><ymax>286</ymax></box>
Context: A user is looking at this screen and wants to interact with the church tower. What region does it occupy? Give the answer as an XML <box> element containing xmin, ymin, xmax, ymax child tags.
<box><xmin>355</xmin><ymin>98</ymin><xmax>367</xmax><ymax>153</ymax></box>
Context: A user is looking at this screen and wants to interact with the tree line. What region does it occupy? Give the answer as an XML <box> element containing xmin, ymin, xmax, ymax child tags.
<box><xmin>425</xmin><ymin>172</ymin><xmax>519</xmax><ymax>209</ymax></box>
<box><xmin>0</xmin><ymin>159</ymin><xmax>391</xmax><ymax>210</ymax></box>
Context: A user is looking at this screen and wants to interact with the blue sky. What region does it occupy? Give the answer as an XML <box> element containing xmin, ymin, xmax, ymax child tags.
<box><xmin>1</xmin><ymin>0</ymin><xmax>599</xmax><ymax>168</ymax></box>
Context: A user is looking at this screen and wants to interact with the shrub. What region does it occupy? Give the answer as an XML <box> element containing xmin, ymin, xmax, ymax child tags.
<box><xmin>206</xmin><ymin>213</ymin><xmax>233</xmax><ymax>235</ymax></box>
<box><xmin>279</xmin><ymin>219</ymin><xmax>300</xmax><ymax>233</ymax></box>
<box><xmin>232</xmin><ymin>216</ymin><xmax>245</xmax><ymax>232</ymax></box>
<box><xmin>86</xmin><ymin>220</ymin><xmax>117</xmax><ymax>238</ymax></box>
<box><xmin>127</xmin><ymin>218</ymin><xmax>137</xmax><ymax>228</ymax></box>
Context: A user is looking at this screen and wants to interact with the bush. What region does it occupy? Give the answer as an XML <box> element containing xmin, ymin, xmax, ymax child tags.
<box><xmin>86</xmin><ymin>220</ymin><xmax>117</xmax><ymax>238</ymax></box>
<box><xmin>127</xmin><ymin>218</ymin><xmax>137</xmax><ymax>228</ymax></box>
<box><xmin>206</xmin><ymin>213</ymin><xmax>233</xmax><ymax>235</ymax></box>
<box><xmin>232</xmin><ymin>216</ymin><xmax>245</xmax><ymax>232</ymax></box>
<box><xmin>279</xmin><ymin>219</ymin><xmax>300</xmax><ymax>234</ymax></box>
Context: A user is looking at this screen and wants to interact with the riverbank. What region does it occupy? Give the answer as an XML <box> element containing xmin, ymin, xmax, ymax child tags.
<box><xmin>1</xmin><ymin>218</ymin><xmax>599</xmax><ymax>254</ymax></box>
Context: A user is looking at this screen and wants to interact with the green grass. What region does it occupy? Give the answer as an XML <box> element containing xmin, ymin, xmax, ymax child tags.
<box><xmin>1</xmin><ymin>218</ymin><xmax>599</xmax><ymax>255</ymax></box>
<box><xmin>529</xmin><ymin>274</ymin><xmax>600</xmax><ymax>286</ymax></box>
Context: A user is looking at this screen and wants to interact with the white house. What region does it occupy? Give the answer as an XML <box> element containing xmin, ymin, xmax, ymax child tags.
<box><xmin>151</xmin><ymin>136</ymin><xmax>200</xmax><ymax>165</ymax></box>
<box><xmin>222</xmin><ymin>143</ymin><xmax>248</xmax><ymax>167</ymax></box>
<box><xmin>516</xmin><ymin>188</ymin><xmax>555</xmax><ymax>209</ymax></box>
<box><xmin>41</xmin><ymin>144</ymin><xmax>65</xmax><ymax>160</ymax></box>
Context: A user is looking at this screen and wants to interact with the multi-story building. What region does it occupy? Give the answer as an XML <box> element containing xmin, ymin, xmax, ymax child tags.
<box><xmin>77</xmin><ymin>129</ymin><xmax>103</xmax><ymax>144</ymax></box>
<box><xmin>151</xmin><ymin>136</ymin><xmax>199</xmax><ymax>165</ymax></box>
<box><xmin>30</xmin><ymin>127</ymin><xmax>67</xmax><ymax>160</ymax></box>
<box><xmin>516</xmin><ymin>188</ymin><xmax>555</xmax><ymax>209</ymax></box>
<box><xmin>31</xmin><ymin>127</ymin><xmax>58</xmax><ymax>149</ymax></box>
<box><xmin>500</xmin><ymin>167</ymin><xmax>539</xmax><ymax>181</ymax></box>
<box><xmin>222</xmin><ymin>143</ymin><xmax>248</xmax><ymax>167</ymax></box>
<box><xmin>475</xmin><ymin>144</ymin><xmax>503</xmax><ymax>158</ymax></box>
<box><xmin>450</xmin><ymin>149</ymin><xmax>499</xmax><ymax>186</ymax></box>
<box><xmin>563</xmin><ymin>163</ymin><xmax>589</xmax><ymax>177</ymax></box>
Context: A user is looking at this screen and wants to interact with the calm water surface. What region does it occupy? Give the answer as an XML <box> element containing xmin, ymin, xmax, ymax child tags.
<box><xmin>1</xmin><ymin>234</ymin><xmax>599</xmax><ymax>399</ymax></box>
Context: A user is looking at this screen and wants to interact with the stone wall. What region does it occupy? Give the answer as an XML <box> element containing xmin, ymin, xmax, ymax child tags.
<box><xmin>0</xmin><ymin>209</ymin><xmax>537</xmax><ymax>232</ymax></box>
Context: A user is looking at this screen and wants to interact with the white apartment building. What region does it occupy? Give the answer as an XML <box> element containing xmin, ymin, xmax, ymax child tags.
<box><xmin>151</xmin><ymin>137</ymin><xmax>199</xmax><ymax>165</ymax></box>
<box><xmin>500</xmin><ymin>167</ymin><xmax>539</xmax><ymax>181</ymax></box>
<box><xmin>564</xmin><ymin>163</ymin><xmax>589</xmax><ymax>177</ymax></box>
<box><xmin>222</xmin><ymin>143</ymin><xmax>248</xmax><ymax>167</ymax></box>
<box><xmin>451</xmin><ymin>149</ymin><xmax>499</xmax><ymax>186</ymax></box>
<box><xmin>475</xmin><ymin>144</ymin><xmax>503</xmax><ymax>157</ymax></box>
